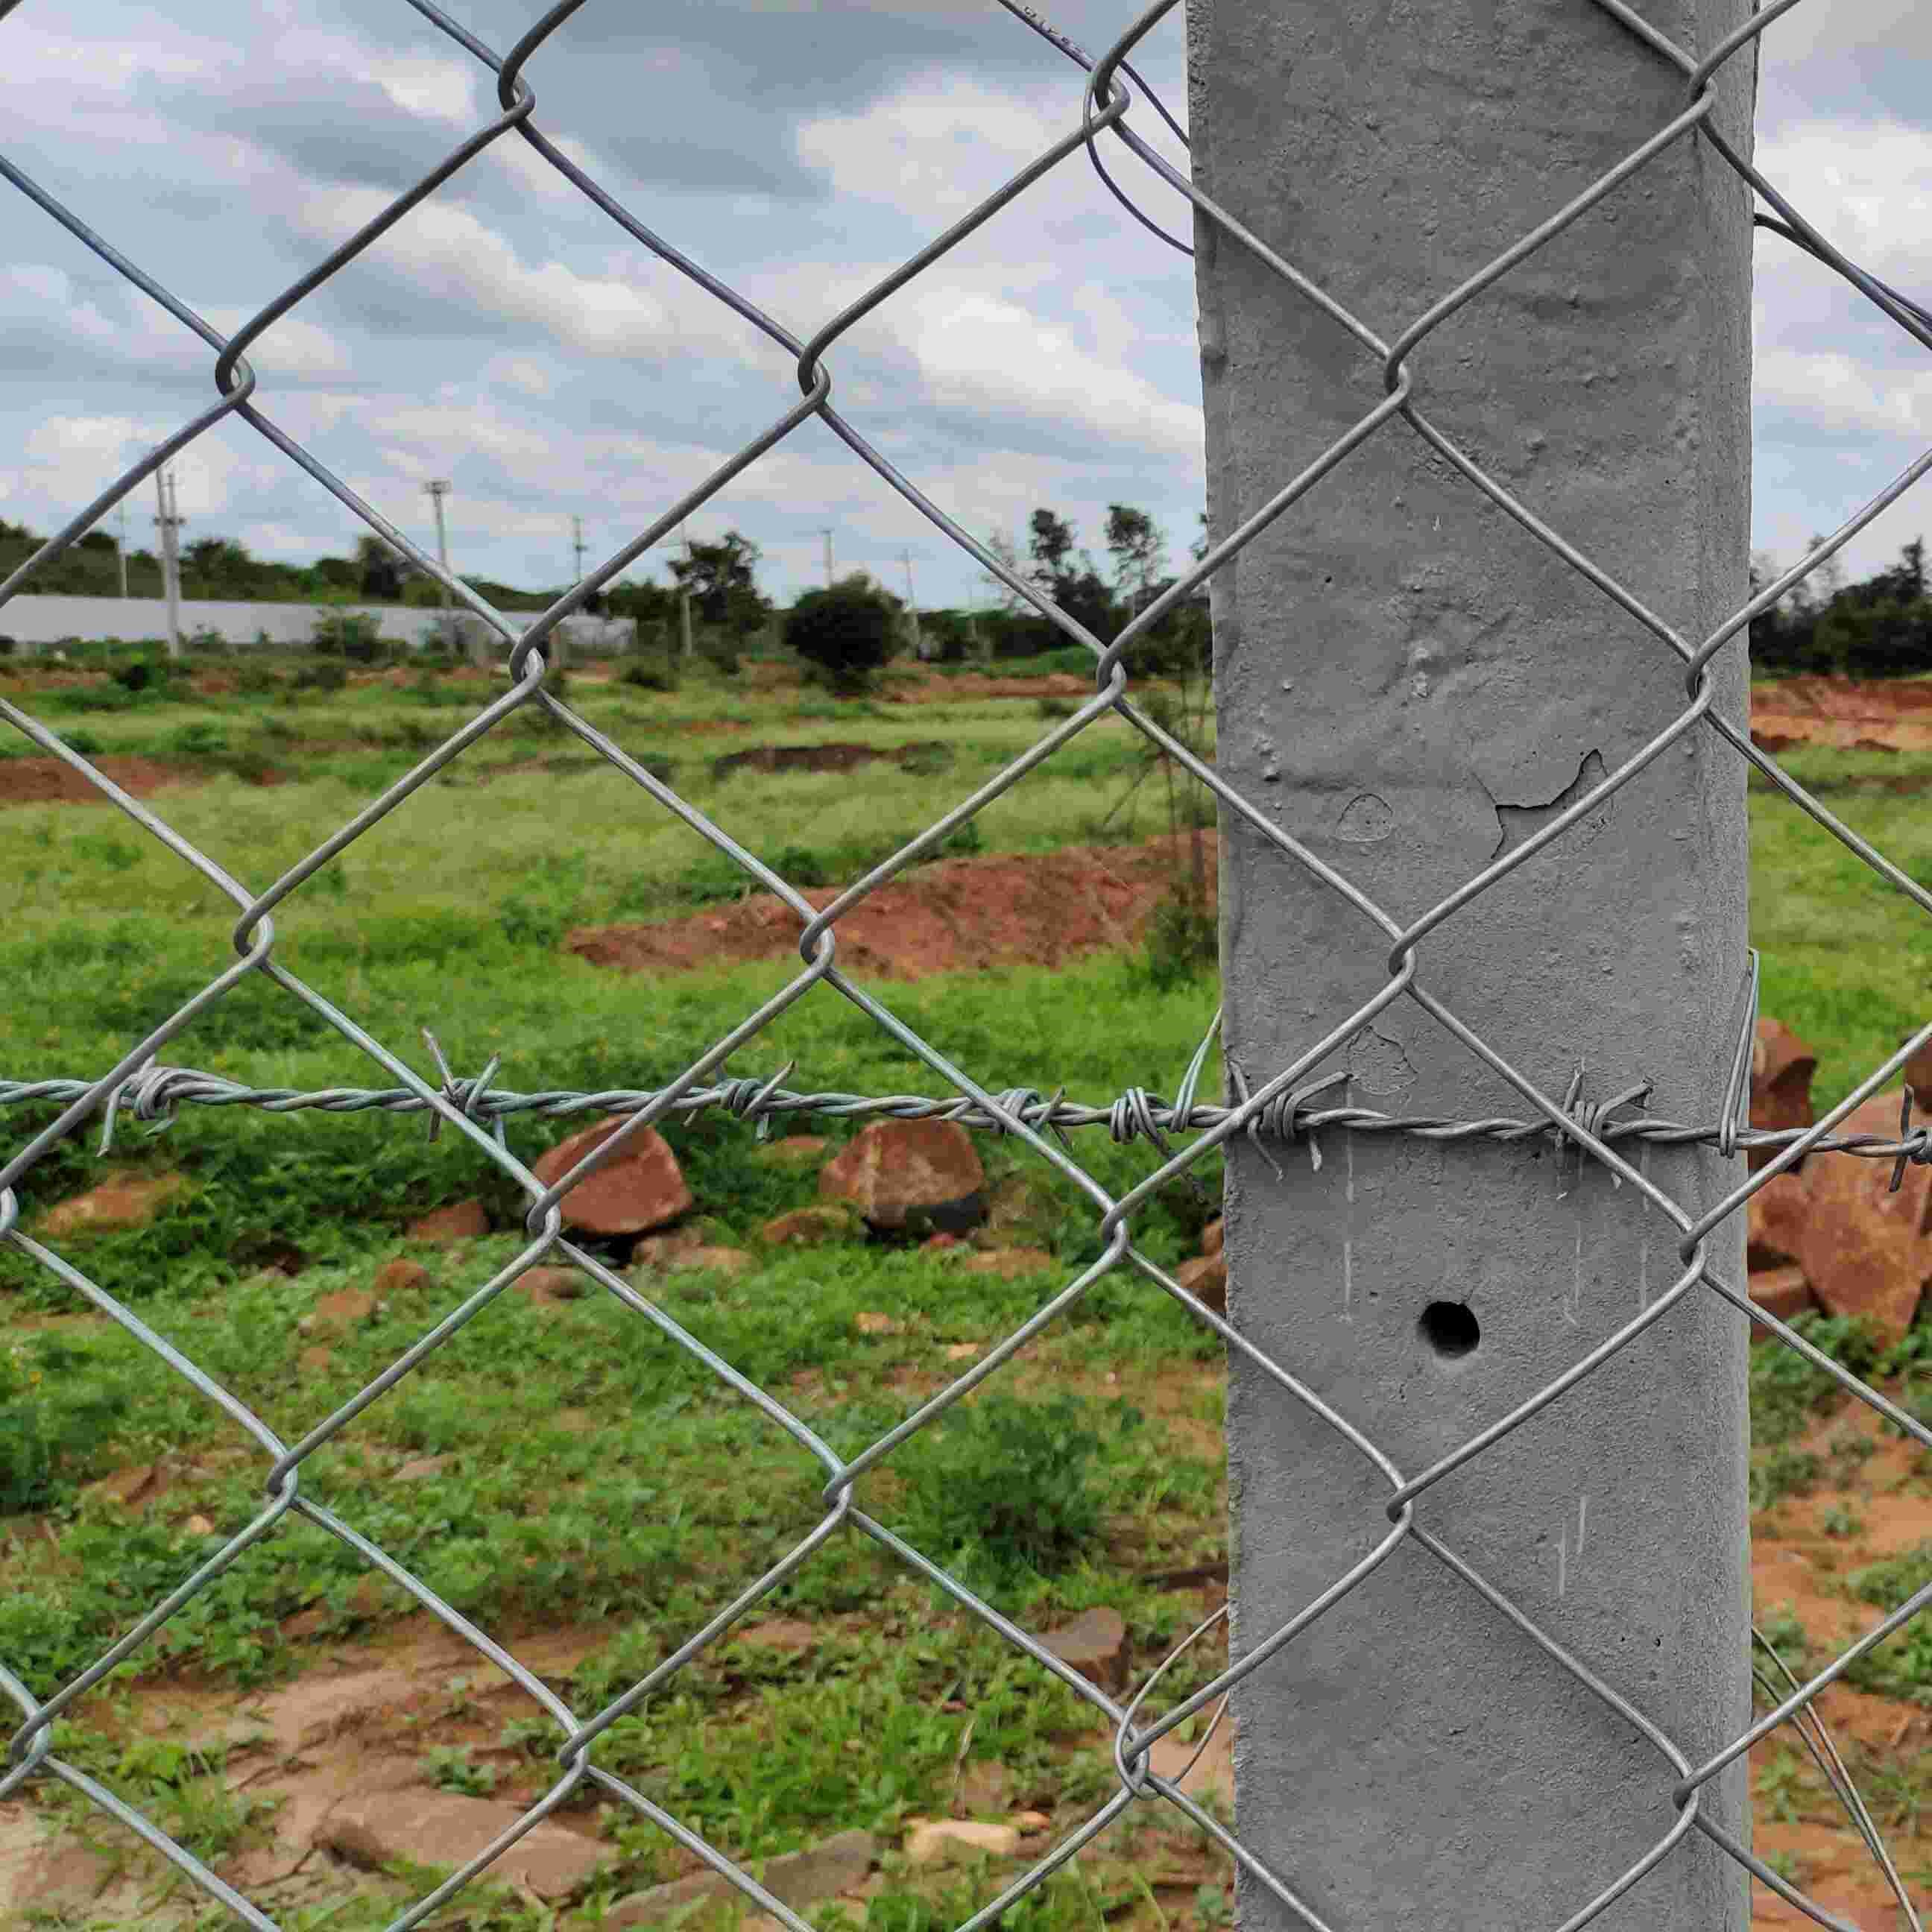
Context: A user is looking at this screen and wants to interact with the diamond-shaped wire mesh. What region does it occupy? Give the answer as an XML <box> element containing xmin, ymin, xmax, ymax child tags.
<box><xmin>4</xmin><ymin>1</ymin><xmax>1932</xmax><ymax>1929</ymax></box>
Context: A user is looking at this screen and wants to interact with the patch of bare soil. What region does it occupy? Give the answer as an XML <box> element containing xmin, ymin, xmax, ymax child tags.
<box><xmin>711</xmin><ymin>739</ymin><xmax>946</xmax><ymax>779</ymax></box>
<box><xmin>1753</xmin><ymin>677</ymin><xmax>1932</xmax><ymax>754</ymax></box>
<box><xmin>566</xmin><ymin>832</ymin><xmax>1215</xmax><ymax>982</ymax></box>
<box><xmin>888</xmin><ymin>672</ymin><xmax>1095</xmax><ymax>704</ymax></box>
<box><xmin>0</xmin><ymin>754</ymin><xmax>206</xmax><ymax>807</ymax></box>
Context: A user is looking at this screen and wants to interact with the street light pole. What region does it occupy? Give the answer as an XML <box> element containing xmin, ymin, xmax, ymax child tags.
<box><xmin>153</xmin><ymin>465</ymin><xmax>184</xmax><ymax>660</ymax></box>
<box><xmin>425</xmin><ymin>479</ymin><xmax>452</xmax><ymax>651</ymax></box>
<box><xmin>900</xmin><ymin>547</ymin><xmax>922</xmax><ymax>660</ymax></box>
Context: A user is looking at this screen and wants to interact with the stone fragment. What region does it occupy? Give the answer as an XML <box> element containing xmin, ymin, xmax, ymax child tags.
<box><xmin>666</xmin><ymin>1246</ymin><xmax>755</xmax><ymax>1278</ymax></box>
<box><xmin>86</xmin><ymin>1462</ymin><xmax>171</xmax><ymax>1509</ymax></box>
<box><xmin>1039</xmin><ymin>1607</ymin><xmax>1128</xmax><ymax>1692</ymax></box>
<box><xmin>819</xmin><ymin>1120</ymin><xmax>985</xmax><ymax>1234</ymax></box>
<box><xmin>944</xmin><ymin>1342</ymin><xmax>979</xmax><ymax>1360</ymax></box>
<box><xmin>960</xmin><ymin>1248</ymin><xmax>1055</xmax><ymax>1278</ymax></box>
<box><xmin>761</xmin><ymin>1206</ymin><xmax>858</xmax><ymax>1247</ymax></box>
<box><xmin>1175</xmin><ymin>1252</ymin><xmax>1228</xmax><ymax>1316</ymax></box>
<box><xmin>903</xmin><ymin>1820</ymin><xmax>1020</xmax><ymax>1865</ymax></box>
<box><xmin>758</xmin><ymin>1135</ymin><xmax>830</xmax><ymax>1165</ymax></box>
<box><xmin>603</xmin><ymin>1830</ymin><xmax>877</xmax><ymax>1927</ymax></box>
<box><xmin>40</xmin><ymin>1170</ymin><xmax>188</xmax><ymax>1238</ymax></box>
<box><xmin>1749</xmin><ymin>1265</ymin><xmax>1815</xmax><ymax>1330</ymax></box>
<box><xmin>856</xmin><ymin>1311</ymin><xmax>903</xmax><ymax>1336</ymax></box>
<box><xmin>393</xmin><ymin>1455</ymin><xmax>451</xmax><ymax>1482</ymax></box>
<box><xmin>1016</xmin><ymin>1809</ymin><xmax>1051</xmax><ymax>1831</ymax></box>
<box><xmin>1750</xmin><ymin>1019</ymin><xmax>1817</xmax><ymax>1173</ymax></box>
<box><xmin>1202</xmin><ymin>1217</ymin><xmax>1225</xmax><ymax>1257</ymax></box>
<box><xmin>515</xmin><ymin>1265</ymin><xmax>589</xmax><ymax>1305</ymax></box>
<box><xmin>186</xmin><ymin>1514</ymin><xmax>216</xmax><ymax>1535</ymax></box>
<box><xmin>1791</xmin><ymin>1090</ymin><xmax>1932</xmax><ymax>1347</ymax></box>
<box><xmin>376</xmin><ymin>1257</ymin><xmax>432</xmax><ymax>1295</ymax></box>
<box><xmin>299</xmin><ymin>1345</ymin><xmax>333</xmax><ymax>1374</ymax></box>
<box><xmin>322</xmin><ymin>1788</ymin><xmax>611</xmax><ymax>1898</ymax></box>
<box><xmin>1746</xmin><ymin>1170</ymin><xmax>1809</xmax><ymax>1272</ymax></box>
<box><xmin>532</xmin><ymin>1119</ymin><xmax>692</xmax><ymax>1237</ymax></box>
<box><xmin>407</xmin><ymin>1200</ymin><xmax>490</xmax><ymax>1244</ymax></box>
<box><xmin>631</xmin><ymin>1227</ymin><xmax>709</xmax><ymax>1270</ymax></box>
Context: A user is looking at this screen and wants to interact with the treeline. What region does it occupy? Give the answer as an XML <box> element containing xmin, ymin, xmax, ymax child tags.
<box><xmin>1750</xmin><ymin>537</ymin><xmax>1931</xmax><ymax>678</ymax></box>
<box><xmin>0</xmin><ymin>522</ymin><xmax>551</xmax><ymax>612</ymax></box>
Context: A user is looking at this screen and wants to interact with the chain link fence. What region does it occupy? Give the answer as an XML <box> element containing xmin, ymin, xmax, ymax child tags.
<box><xmin>4</xmin><ymin>1</ymin><xmax>1932</xmax><ymax>1928</ymax></box>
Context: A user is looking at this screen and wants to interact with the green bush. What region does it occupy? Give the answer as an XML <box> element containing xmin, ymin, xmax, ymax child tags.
<box><xmin>895</xmin><ymin>1393</ymin><xmax>1134</xmax><ymax>1581</ymax></box>
<box><xmin>784</xmin><ymin>577</ymin><xmax>899</xmax><ymax>695</ymax></box>
<box><xmin>312</xmin><ymin>610</ymin><xmax>385</xmax><ymax>662</ymax></box>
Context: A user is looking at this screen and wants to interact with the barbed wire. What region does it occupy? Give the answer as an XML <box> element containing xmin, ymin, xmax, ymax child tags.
<box><xmin>7</xmin><ymin>1059</ymin><xmax>1932</xmax><ymax>1174</ymax></box>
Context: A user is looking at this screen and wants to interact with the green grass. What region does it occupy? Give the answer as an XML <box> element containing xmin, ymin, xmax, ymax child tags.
<box><xmin>11</xmin><ymin>663</ymin><xmax>1932</xmax><ymax>1925</ymax></box>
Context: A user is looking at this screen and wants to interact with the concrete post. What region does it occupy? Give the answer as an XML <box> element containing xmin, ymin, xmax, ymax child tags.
<box><xmin>1188</xmin><ymin>6</ymin><xmax>1755</xmax><ymax>1928</ymax></box>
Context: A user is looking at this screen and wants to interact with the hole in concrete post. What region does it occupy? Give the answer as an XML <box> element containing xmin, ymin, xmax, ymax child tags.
<box><xmin>1418</xmin><ymin>1300</ymin><xmax>1480</xmax><ymax>1360</ymax></box>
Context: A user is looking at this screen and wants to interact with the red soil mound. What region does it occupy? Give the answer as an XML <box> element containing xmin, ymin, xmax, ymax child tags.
<box><xmin>566</xmin><ymin>833</ymin><xmax>1216</xmax><ymax>982</ymax></box>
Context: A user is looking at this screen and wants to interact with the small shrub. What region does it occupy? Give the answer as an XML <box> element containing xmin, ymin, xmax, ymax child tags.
<box><xmin>622</xmin><ymin>654</ymin><xmax>680</xmax><ymax>693</ymax></box>
<box><xmin>784</xmin><ymin>577</ymin><xmax>899</xmax><ymax>695</ymax></box>
<box><xmin>896</xmin><ymin>1393</ymin><xmax>1135</xmax><ymax>1580</ymax></box>
<box><xmin>1036</xmin><ymin>695</ymin><xmax>1077</xmax><ymax>720</ymax></box>
<box><xmin>0</xmin><ymin>1341</ymin><xmax>126</xmax><ymax>1513</ymax></box>
<box><xmin>1141</xmin><ymin>883</ymin><xmax>1218</xmax><ymax>989</ymax></box>
<box><xmin>312</xmin><ymin>610</ymin><xmax>385</xmax><ymax>662</ymax></box>
<box><xmin>54</xmin><ymin>727</ymin><xmax>105</xmax><ymax>756</ymax></box>
<box><xmin>423</xmin><ymin>1746</ymin><xmax>499</xmax><ymax>1797</ymax></box>
<box><xmin>294</xmin><ymin>660</ymin><xmax>348</xmax><ymax>694</ymax></box>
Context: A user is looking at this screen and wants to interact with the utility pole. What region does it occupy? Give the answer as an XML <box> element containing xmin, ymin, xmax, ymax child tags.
<box><xmin>821</xmin><ymin>526</ymin><xmax>834</xmax><ymax>589</ymax></box>
<box><xmin>116</xmin><ymin>499</ymin><xmax>128</xmax><ymax>600</ymax></box>
<box><xmin>1190</xmin><ymin>4</ymin><xmax>1755</xmax><ymax>1928</ymax></box>
<box><xmin>678</xmin><ymin>520</ymin><xmax>695</xmax><ymax>660</ymax></box>
<box><xmin>572</xmin><ymin>514</ymin><xmax>587</xmax><ymax>585</ymax></box>
<box><xmin>900</xmin><ymin>547</ymin><xmax>922</xmax><ymax>660</ymax></box>
<box><xmin>153</xmin><ymin>465</ymin><xmax>183</xmax><ymax>660</ymax></box>
<box><xmin>424</xmin><ymin>480</ymin><xmax>452</xmax><ymax>651</ymax></box>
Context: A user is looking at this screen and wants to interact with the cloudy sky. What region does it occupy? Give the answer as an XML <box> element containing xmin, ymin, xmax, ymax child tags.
<box><xmin>0</xmin><ymin>0</ymin><xmax>1927</xmax><ymax>613</ymax></box>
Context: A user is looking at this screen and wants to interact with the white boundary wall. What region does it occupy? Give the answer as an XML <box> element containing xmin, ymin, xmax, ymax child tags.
<box><xmin>0</xmin><ymin>594</ymin><xmax>634</xmax><ymax>658</ymax></box>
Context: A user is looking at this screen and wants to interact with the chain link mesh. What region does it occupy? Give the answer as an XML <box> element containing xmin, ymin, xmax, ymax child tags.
<box><xmin>4</xmin><ymin>1</ymin><xmax>1931</xmax><ymax>1928</ymax></box>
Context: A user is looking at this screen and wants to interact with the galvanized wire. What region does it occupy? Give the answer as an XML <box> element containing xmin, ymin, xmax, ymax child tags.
<box><xmin>3</xmin><ymin>3</ymin><xmax>1931</xmax><ymax>1931</ymax></box>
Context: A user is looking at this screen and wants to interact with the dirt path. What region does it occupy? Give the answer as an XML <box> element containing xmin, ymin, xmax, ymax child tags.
<box><xmin>566</xmin><ymin>832</ymin><xmax>1216</xmax><ymax>982</ymax></box>
<box><xmin>0</xmin><ymin>754</ymin><xmax>202</xmax><ymax>806</ymax></box>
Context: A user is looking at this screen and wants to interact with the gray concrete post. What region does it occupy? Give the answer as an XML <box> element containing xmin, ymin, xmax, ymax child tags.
<box><xmin>1187</xmin><ymin>5</ymin><xmax>1755</xmax><ymax>1927</ymax></box>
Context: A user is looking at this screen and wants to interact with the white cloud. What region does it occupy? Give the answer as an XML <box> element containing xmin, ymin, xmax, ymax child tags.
<box><xmin>797</xmin><ymin>75</ymin><xmax>1077</xmax><ymax>218</ymax></box>
<box><xmin>294</xmin><ymin>186</ymin><xmax>677</xmax><ymax>360</ymax></box>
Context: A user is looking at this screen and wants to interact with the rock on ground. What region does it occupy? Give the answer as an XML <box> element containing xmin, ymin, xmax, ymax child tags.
<box><xmin>818</xmin><ymin>1120</ymin><xmax>985</xmax><ymax>1234</ymax></box>
<box><xmin>761</xmin><ymin>1205</ymin><xmax>859</xmax><ymax>1246</ymax></box>
<box><xmin>1039</xmin><ymin>1607</ymin><xmax>1128</xmax><ymax>1692</ymax></box>
<box><xmin>532</xmin><ymin>1118</ymin><xmax>692</xmax><ymax>1238</ymax></box>
<box><xmin>321</xmin><ymin>1787</ymin><xmax>612</xmax><ymax>1898</ymax></box>
<box><xmin>1791</xmin><ymin>1090</ymin><xmax>1932</xmax><ymax>1347</ymax></box>
<box><xmin>602</xmin><ymin>1830</ymin><xmax>877</xmax><ymax>1927</ymax></box>
<box><xmin>1749</xmin><ymin>1264</ymin><xmax>1815</xmax><ymax>1329</ymax></box>
<box><xmin>407</xmin><ymin>1200</ymin><xmax>490</xmax><ymax>1243</ymax></box>
<box><xmin>1747</xmin><ymin>1170</ymin><xmax>1809</xmax><ymax>1272</ymax></box>
<box><xmin>1751</xmin><ymin>1018</ymin><xmax>1817</xmax><ymax>1173</ymax></box>
<box><xmin>903</xmin><ymin>1819</ymin><xmax>1020</xmax><ymax>1865</ymax></box>
<box><xmin>1174</xmin><ymin>1252</ymin><xmax>1227</xmax><ymax>1316</ymax></box>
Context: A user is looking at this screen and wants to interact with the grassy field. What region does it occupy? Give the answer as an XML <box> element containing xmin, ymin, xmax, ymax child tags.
<box><xmin>3</xmin><ymin>651</ymin><xmax>1931</xmax><ymax>1929</ymax></box>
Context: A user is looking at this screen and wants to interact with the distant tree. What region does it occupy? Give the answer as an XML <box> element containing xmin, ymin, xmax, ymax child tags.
<box><xmin>355</xmin><ymin>533</ymin><xmax>406</xmax><ymax>601</ymax></box>
<box><xmin>181</xmin><ymin>537</ymin><xmax>253</xmax><ymax>594</ymax></box>
<box><xmin>75</xmin><ymin>530</ymin><xmax>116</xmax><ymax>554</ymax></box>
<box><xmin>671</xmin><ymin>530</ymin><xmax>769</xmax><ymax>637</ymax></box>
<box><xmin>784</xmin><ymin>573</ymin><xmax>899</xmax><ymax>693</ymax></box>
<box><xmin>1104</xmin><ymin>504</ymin><xmax>1165</xmax><ymax>617</ymax></box>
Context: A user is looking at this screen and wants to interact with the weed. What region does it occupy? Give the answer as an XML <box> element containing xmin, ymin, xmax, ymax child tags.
<box><xmin>896</xmin><ymin>1393</ymin><xmax>1137</xmax><ymax>1582</ymax></box>
<box><xmin>1848</xmin><ymin>1540</ymin><xmax>1932</xmax><ymax>1613</ymax></box>
<box><xmin>423</xmin><ymin>1744</ymin><xmax>499</xmax><ymax>1796</ymax></box>
<box><xmin>1751</xmin><ymin>1447</ymin><xmax>1823</xmax><ymax>1510</ymax></box>
<box><xmin>1820</xmin><ymin>1504</ymin><xmax>1863</xmax><ymax>1538</ymax></box>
